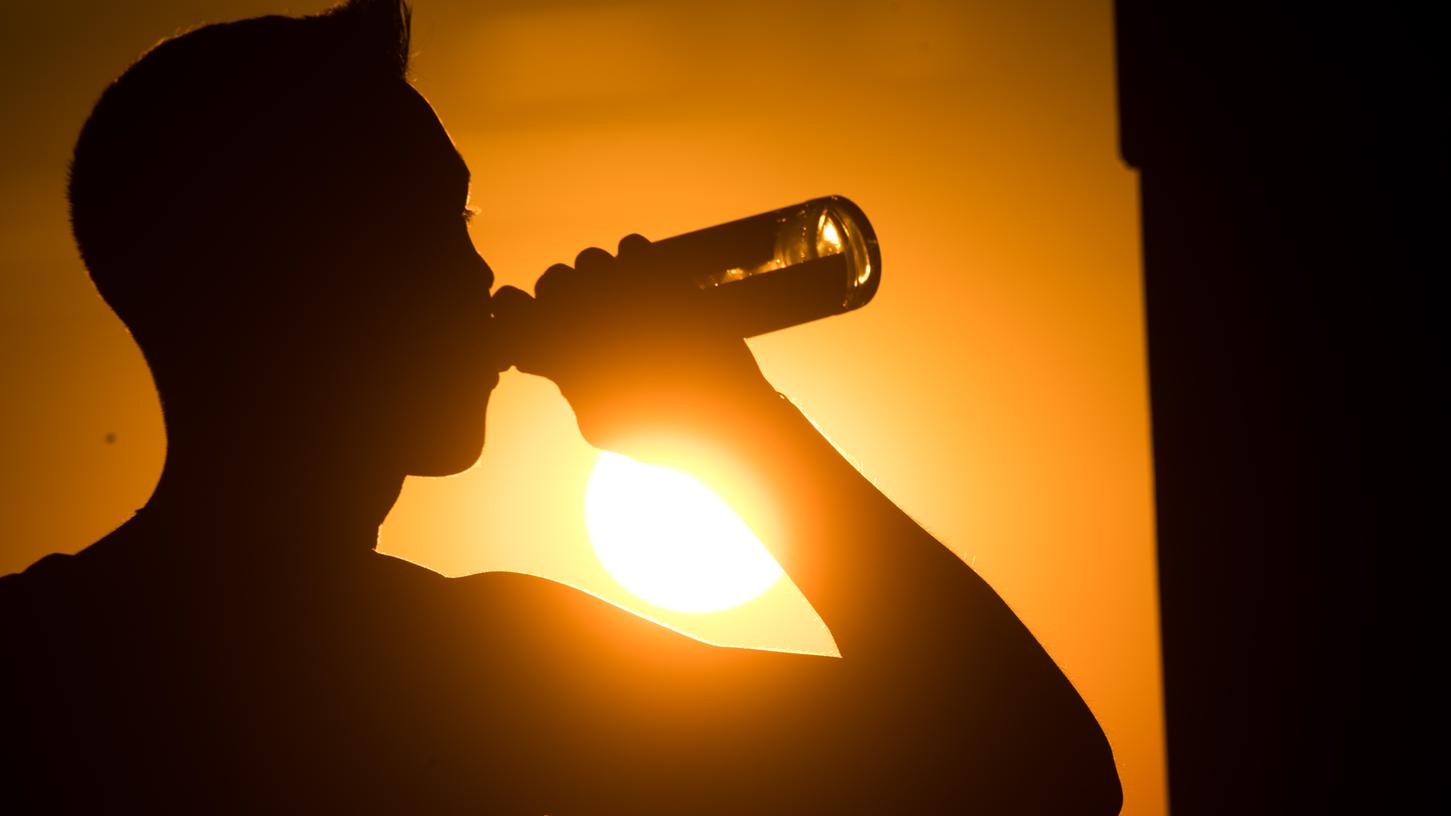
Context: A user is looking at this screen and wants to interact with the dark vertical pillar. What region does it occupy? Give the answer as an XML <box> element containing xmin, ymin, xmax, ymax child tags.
<box><xmin>1114</xmin><ymin>3</ymin><xmax>1432</xmax><ymax>813</ymax></box>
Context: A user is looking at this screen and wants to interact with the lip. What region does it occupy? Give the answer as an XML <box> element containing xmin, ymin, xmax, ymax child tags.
<box><xmin>481</xmin><ymin>309</ymin><xmax>510</xmax><ymax>374</ymax></box>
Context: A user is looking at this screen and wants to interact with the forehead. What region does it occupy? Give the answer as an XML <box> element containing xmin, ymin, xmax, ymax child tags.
<box><xmin>373</xmin><ymin>82</ymin><xmax>470</xmax><ymax>204</ymax></box>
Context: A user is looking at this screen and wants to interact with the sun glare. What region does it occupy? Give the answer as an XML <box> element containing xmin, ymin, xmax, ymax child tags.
<box><xmin>585</xmin><ymin>452</ymin><xmax>784</xmax><ymax>613</ymax></box>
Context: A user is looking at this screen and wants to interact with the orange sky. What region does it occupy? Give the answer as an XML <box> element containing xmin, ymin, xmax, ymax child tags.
<box><xmin>0</xmin><ymin>1</ymin><xmax>1164</xmax><ymax>812</ymax></box>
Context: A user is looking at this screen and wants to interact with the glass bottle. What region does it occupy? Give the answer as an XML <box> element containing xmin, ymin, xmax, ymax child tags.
<box><xmin>648</xmin><ymin>195</ymin><xmax>882</xmax><ymax>337</ymax></box>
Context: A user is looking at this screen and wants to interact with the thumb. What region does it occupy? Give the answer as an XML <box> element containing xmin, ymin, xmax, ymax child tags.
<box><xmin>491</xmin><ymin>285</ymin><xmax>538</xmax><ymax>373</ymax></box>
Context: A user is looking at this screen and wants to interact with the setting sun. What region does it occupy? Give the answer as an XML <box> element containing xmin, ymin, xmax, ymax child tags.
<box><xmin>585</xmin><ymin>452</ymin><xmax>783</xmax><ymax>612</ymax></box>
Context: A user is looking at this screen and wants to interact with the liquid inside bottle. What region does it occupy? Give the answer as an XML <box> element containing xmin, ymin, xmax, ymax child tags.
<box><xmin>649</xmin><ymin>195</ymin><xmax>882</xmax><ymax>337</ymax></box>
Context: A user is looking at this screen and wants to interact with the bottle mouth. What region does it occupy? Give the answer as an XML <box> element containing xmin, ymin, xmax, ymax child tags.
<box><xmin>823</xmin><ymin>197</ymin><xmax>880</xmax><ymax>310</ymax></box>
<box><xmin>702</xmin><ymin>196</ymin><xmax>881</xmax><ymax>316</ymax></box>
<box><xmin>786</xmin><ymin>196</ymin><xmax>881</xmax><ymax>311</ymax></box>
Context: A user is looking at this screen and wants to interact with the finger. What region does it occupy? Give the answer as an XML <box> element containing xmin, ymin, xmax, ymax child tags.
<box><xmin>490</xmin><ymin>284</ymin><xmax>534</xmax><ymax>317</ymax></box>
<box><xmin>490</xmin><ymin>285</ymin><xmax>534</xmax><ymax>342</ymax></box>
<box><xmin>616</xmin><ymin>233</ymin><xmax>666</xmax><ymax>287</ymax></box>
<box><xmin>574</xmin><ymin>246</ymin><xmax>614</xmax><ymax>275</ymax></box>
<box><xmin>533</xmin><ymin>262</ymin><xmax>580</xmax><ymax>302</ymax></box>
<box><xmin>617</xmin><ymin>233</ymin><xmax>651</xmax><ymax>257</ymax></box>
<box><xmin>489</xmin><ymin>285</ymin><xmax>537</xmax><ymax>370</ymax></box>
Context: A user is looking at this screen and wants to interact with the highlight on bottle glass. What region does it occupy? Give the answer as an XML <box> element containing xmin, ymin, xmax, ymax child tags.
<box><xmin>649</xmin><ymin>195</ymin><xmax>882</xmax><ymax>337</ymax></box>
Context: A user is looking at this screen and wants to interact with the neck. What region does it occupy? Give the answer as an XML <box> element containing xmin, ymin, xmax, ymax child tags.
<box><xmin>139</xmin><ymin>427</ymin><xmax>406</xmax><ymax>560</ymax></box>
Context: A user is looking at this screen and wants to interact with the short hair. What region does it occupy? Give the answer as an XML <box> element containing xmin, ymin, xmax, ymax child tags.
<box><xmin>67</xmin><ymin>0</ymin><xmax>412</xmax><ymax>331</ymax></box>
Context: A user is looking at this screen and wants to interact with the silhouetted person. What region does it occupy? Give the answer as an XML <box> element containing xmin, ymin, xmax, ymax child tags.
<box><xmin>1</xmin><ymin>2</ymin><xmax>1120</xmax><ymax>812</ymax></box>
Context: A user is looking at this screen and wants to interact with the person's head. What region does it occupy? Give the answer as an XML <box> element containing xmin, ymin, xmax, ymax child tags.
<box><xmin>68</xmin><ymin>0</ymin><xmax>497</xmax><ymax>479</ymax></box>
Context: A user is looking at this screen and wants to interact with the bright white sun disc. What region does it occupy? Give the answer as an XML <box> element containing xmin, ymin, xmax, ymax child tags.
<box><xmin>585</xmin><ymin>452</ymin><xmax>783</xmax><ymax>613</ymax></box>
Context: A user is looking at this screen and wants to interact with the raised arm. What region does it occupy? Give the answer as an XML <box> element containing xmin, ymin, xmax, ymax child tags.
<box><xmin>490</xmin><ymin>235</ymin><xmax>1121</xmax><ymax>813</ymax></box>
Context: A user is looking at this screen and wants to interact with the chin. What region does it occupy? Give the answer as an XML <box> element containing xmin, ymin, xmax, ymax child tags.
<box><xmin>391</xmin><ymin>384</ymin><xmax>491</xmax><ymax>476</ymax></box>
<box><xmin>405</xmin><ymin>424</ymin><xmax>485</xmax><ymax>477</ymax></box>
<box><xmin>405</xmin><ymin>405</ymin><xmax>488</xmax><ymax>476</ymax></box>
<box><xmin>405</xmin><ymin>450</ymin><xmax>480</xmax><ymax>478</ymax></box>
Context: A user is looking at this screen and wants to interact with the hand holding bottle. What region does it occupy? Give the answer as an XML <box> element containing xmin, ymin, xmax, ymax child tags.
<box><xmin>493</xmin><ymin>235</ymin><xmax>779</xmax><ymax>459</ymax></box>
<box><xmin>492</xmin><ymin>196</ymin><xmax>880</xmax><ymax>458</ymax></box>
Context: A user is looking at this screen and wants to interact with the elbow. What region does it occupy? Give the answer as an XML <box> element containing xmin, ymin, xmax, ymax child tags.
<box><xmin>1000</xmin><ymin>727</ymin><xmax>1121</xmax><ymax>815</ymax></box>
<box><xmin>993</xmin><ymin>697</ymin><xmax>1123</xmax><ymax>815</ymax></box>
<box><xmin>921</xmin><ymin>700</ymin><xmax>1123</xmax><ymax>814</ymax></box>
<box><xmin>1042</xmin><ymin>710</ymin><xmax>1123</xmax><ymax>816</ymax></box>
<box><xmin>1074</xmin><ymin>730</ymin><xmax>1124</xmax><ymax>816</ymax></box>
<box><xmin>1028</xmin><ymin>668</ymin><xmax>1123</xmax><ymax>814</ymax></box>
<box><xmin>1096</xmin><ymin>738</ymin><xmax>1125</xmax><ymax>815</ymax></box>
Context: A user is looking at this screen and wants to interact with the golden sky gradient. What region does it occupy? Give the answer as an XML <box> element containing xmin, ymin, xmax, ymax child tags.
<box><xmin>0</xmin><ymin>1</ymin><xmax>1163</xmax><ymax>812</ymax></box>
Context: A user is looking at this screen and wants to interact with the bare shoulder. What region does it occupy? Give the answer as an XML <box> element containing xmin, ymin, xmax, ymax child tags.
<box><xmin>436</xmin><ymin>572</ymin><xmax>842</xmax><ymax>813</ymax></box>
<box><xmin>444</xmin><ymin>570</ymin><xmax>717</xmax><ymax>659</ymax></box>
<box><xmin>0</xmin><ymin>551</ymin><xmax>74</xmax><ymax>592</ymax></box>
<box><xmin>442</xmin><ymin>570</ymin><xmax>830</xmax><ymax>691</ymax></box>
